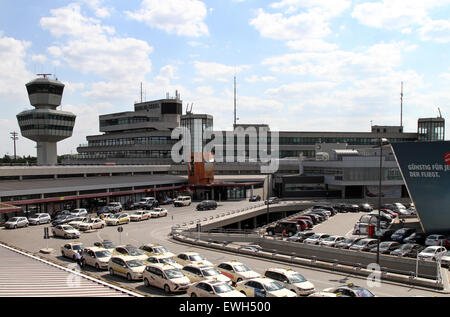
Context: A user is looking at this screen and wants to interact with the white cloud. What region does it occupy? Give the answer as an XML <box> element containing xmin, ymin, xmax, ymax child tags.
<box><xmin>193</xmin><ymin>61</ymin><xmax>250</xmax><ymax>82</ymax></box>
<box><xmin>126</xmin><ymin>0</ymin><xmax>209</xmax><ymax>37</ymax></box>
<box><xmin>31</xmin><ymin>54</ymin><xmax>47</xmax><ymax>63</ymax></box>
<box><xmin>245</xmin><ymin>75</ymin><xmax>276</xmax><ymax>83</ymax></box>
<box><xmin>419</xmin><ymin>18</ymin><xmax>450</xmax><ymax>43</ymax></box>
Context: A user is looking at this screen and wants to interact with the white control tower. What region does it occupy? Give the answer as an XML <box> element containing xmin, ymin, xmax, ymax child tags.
<box><xmin>17</xmin><ymin>74</ymin><xmax>76</xmax><ymax>165</ymax></box>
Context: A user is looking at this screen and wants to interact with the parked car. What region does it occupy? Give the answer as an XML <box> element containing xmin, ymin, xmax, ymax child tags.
<box><xmin>61</xmin><ymin>242</ymin><xmax>84</xmax><ymax>260</ymax></box>
<box><xmin>182</xmin><ymin>264</ymin><xmax>231</xmax><ymax>284</ymax></box>
<box><xmin>321</xmin><ymin>283</ymin><xmax>375</xmax><ymax>297</ymax></box>
<box><xmin>333</xmin><ymin>203</ymin><xmax>350</xmax><ymax>213</ymax></box>
<box><xmin>196</xmin><ymin>200</ymin><xmax>218</xmax><ymax>211</ymax></box>
<box><xmin>390</xmin><ymin>243</ymin><xmax>425</xmax><ymax>258</ymax></box>
<box><xmin>235</xmin><ymin>277</ymin><xmax>297</xmax><ymax>297</ymax></box>
<box><xmin>334</xmin><ymin>236</ymin><xmax>362</xmax><ymax>249</ymax></box>
<box><xmin>391</xmin><ymin>228</ymin><xmax>416</xmax><ymax>242</ymax></box>
<box><xmin>349</xmin><ymin>238</ymin><xmax>378</xmax><ymax>251</ymax></box>
<box><xmin>285</xmin><ymin>219</ymin><xmax>309</xmax><ymax>231</ymax></box>
<box><xmin>106</xmin><ymin>202</ymin><xmax>122</xmax><ymax>213</ymax></box>
<box><xmin>133</xmin><ymin>197</ymin><xmax>159</xmax><ymax>209</ymax></box>
<box><xmin>418</xmin><ymin>246</ymin><xmax>447</xmax><ymax>261</ymax></box>
<box><xmin>440</xmin><ymin>251</ymin><xmax>450</xmax><ymax>268</ymax></box>
<box><xmin>263</xmin><ymin>268</ymin><xmax>315</xmax><ymax>296</ymax></box>
<box><xmin>78</xmin><ymin>218</ymin><xmax>106</xmax><ymax>231</ymax></box>
<box><xmin>53</xmin><ymin>210</ymin><xmax>71</xmax><ymax>218</ymax></box>
<box><xmin>286</xmin><ymin>231</ymin><xmax>315</xmax><ymax>243</ymax></box>
<box><xmin>319</xmin><ymin>235</ymin><xmax>346</xmax><ymax>247</ymax></box>
<box><xmin>68</xmin><ymin>217</ymin><xmax>90</xmax><ymax>229</ymax></box>
<box><xmin>96</xmin><ymin>205</ymin><xmax>115</xmax><ymax>216</ymax></box>
<box><xmin>149</xmin><ymin>208</ymin><xmax>168</xmax><ymax>218</ymax></box>
<box><xmin>403</xmin><ymin>232</ymin><xmax>426</xmax><ymax>245</ymax></box>
<box><xmin>173</xmin><ymin>196</ymin><xmax>192</xmax><ymax>207</ymax></box>
<box><xmin>175</xmin><ymin>252</ymin><xmax>213</xmax><ymax>267</ymax></box>
<box><xmin>51</xmin><ymin>215</ymin><xmax>77</xmax><ymax>227</ymax></box>
<box><xmin>70</xmin><ymin>208</ymin><xmax>88</xmax><ymax>217</ymax></box>
<box><xmin>216</xmin><ymin>261</ymin><xmax>260</xmax><ymax>284</ymax></box>
<box><xmin>304</xmin><ymin>212</ymin><xmax>323</xmax><ymax>223</ymax></box>
<box><xmin>52</xmin><ymin>225</ymin><xmax>80</xmax><ymax>239</ymax></box>
<box><xmin>93</xmin><ymin>240</ymin><xmax>116</xmax><ymax>252</ymax></box>
<box><xmin>105</xmin><ymin>213</ymin><xmax>130</xmax><ymax>226</ymax></box>
<box><xmin>312</xmin><ymin>205</ymin><xmax>337</xmax><ymax>216</ymax></box>
<box><xmin>359</xmin><ymin>203</ymin><xmax>373</xmax><ymax>212</ymax></box>
<box><xmin>108</xmin><ymin>256</ymin><xmax>146</xmax><ymax>281</ymax></box>
<box><xmin>266</xmin><ymin>221</ymin><xmax>300</xmax><ymax>236</ymax></box>
<box><xmin>129</xmin><ymin>210</ymin><xmax>151</xmax><ymax>222</ymax></box>
<box><xmin>5</xmin><ymin>217</ymin><xmax>29</xmax><ymax>229</ymax></box>
<box><xmin>143</xmin><ymin>263</ymin><xmax>190</xmax><ymax>293</ymax></box>
<box><xmin>139</xmin><ymin>243</ymin><xmax>175</xmax><ymax>258</ymax></box>
<box><xmin>378</xmin><ymin>229</ymin><xmax>396</xmax><ymax>242</ymax></box>
<box><xmin>28</xmin><ymin>213</ymin><xmax>51</xmax><ymax>225</ymax></box>
<box><xmin>308</xmin><ymin>210</ymin><xmax>329</xmax><ymax>220</ymax></box>
<box><xmin>145</xmin><ymin>255</ymin><xmax>183</xmax><ymax>269</ymax></box>
<box><xmin>188</xmin><ymin>280</ymin><xmax>245</xmax><ymax>298</ymax></box>
<box><xmin>303</xmin><ymin>233</ymin><xmax>330</xmax><ymax>245</ymax></box>
<box><xmin>249</xmin><ymin>195</ymin><xmax>261</xmax><ymax>202</ymax></box>
<box><xmin>80</xmin><ymin>247</ymin><xmax>112</xmax><ymax>270</ymax></box>
<box><xmin>113</xmin><ymin>245</ymin><xmax>148</xmax><ymax>262</ymax></box>
<box><xmin>425</xmin><ymin>234</ymin><xmax>448</xmax><ymax>246</ymax></box>
<box><xmin>264</xmin><ymin>197</ymin><xmax>280</xmax><ymax>205</ymax></box>
<box><xmin>369</xmin><ymin>241</ymin><xmax>401</xmax><ymax>254</ymax></box>
<box><xmin>292</xmin><ymin>217</ymin><xmax>314</xmax><ymax>229</ymax></box>
<box><xmin>159</xmin><ymin>197</ymin><xmax>174</xmax><ymax>205</ymax></box>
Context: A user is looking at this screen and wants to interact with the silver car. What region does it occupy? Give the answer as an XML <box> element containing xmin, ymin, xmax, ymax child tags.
<box><xmin>5</xmin><ymin>217</ymin><xmax>29</xmax><ymax>229</ymax></box>
<box><xmin>28</xmin><ymin>213</ymin><xmax>51</xmax><ymax>225</ymax></box>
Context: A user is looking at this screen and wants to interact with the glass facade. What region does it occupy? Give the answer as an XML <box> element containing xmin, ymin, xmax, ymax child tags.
<box><xmin>418</xmin><ymin>118</ymin><xmax>445</xmax><ymax>141</ymax></box>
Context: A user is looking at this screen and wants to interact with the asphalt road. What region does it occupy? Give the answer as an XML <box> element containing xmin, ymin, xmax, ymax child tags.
<box><xmin>0</xmin><ymin>201</ymin><xmax>448</xmax><ymax>297</ymax></box>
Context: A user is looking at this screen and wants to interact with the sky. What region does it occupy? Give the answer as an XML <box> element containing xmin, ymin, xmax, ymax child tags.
<box><xmin>0</xmin><ymin>0</ymin><xmax>449</xmax><ymax>157</ymax></box>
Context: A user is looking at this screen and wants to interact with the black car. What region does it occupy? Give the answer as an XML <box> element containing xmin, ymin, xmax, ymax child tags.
<box><xmin>390</xmin><ymin>243</ymin><xmax>425</xmax><ymax>257</ymax></box>
<box><xmin>312</xmin><ymin>205</ymin><xmax>337</xmax><ymax>216</ymax></box>
<box><xmin>51</xmin><ymin>215</ymin><xmax>76</xmax><ymax>226</ymax></box>
<box><xmin>390</xmin><ymin>228</ymin><xmax>416</xmax><ymax>242</ymax></box>
<box><xmin>249</xmin><ymin>195</ymin><xmax>261</xmax><ymax>202</ymax></box>
<box><xmin>264</xmin><ymin>197</ymin><xmax>280</xmax><ymax>205</ymax></box>
<box><xmin>196</xmin><ymin>200</ymin><xmax>218</xmax><ymax>211</ymax></box>
<box><xmin>266</xmin><ymin>221</ymin><xmax>299</xmax><ymax>236</ymax></box>
<box><xmin>142</xmin><ymin>200</ymin><xmax>159</xmax><ymax>209</ymax></box>
<box><xmin>369</xmin><ymin>241</ymin><xmax>401</xmax><ymax>254</ymax></box>
<box><xmin>335</xmin><ymin>236</ymin><xmax>363</xmax><ymax>249</ymax></box>
<box><xmin>286</xmin><ymin>231</ymin><xmax>315</xmax><ymax>242</ymax></box>
<box><xmin>53</xmin><ymin>210</ymin><xmax>72</xmax><ymax>219</ymax></box>
<box><xmin>333</xmin><ymin>203</ymin><xmax>349</xmax><ymax>213</ymax></box>
<box><xmin>359</xmin><ymin>203</ymin><xmax>373</xmax><ymax>212</ymax></box>
<box><xmin>159</xmin><ymin>197</ymin><xmax>174</xmax><ymax>205</ymax></box>
<box><xmin>378</xmin><ymin>229</ymin><xmax>396</xmax><ymax>242</ymax></box>
<box><xmin>96</xmin><ymin>205</ymin><xmax>115</xmax><ymax>216</ymax></box>
<box><xmin>403</xmin><ymin>232</ymin><xmax>426</xmax><ymax>245</ymax></box>
<box><xmin>304</xmin><ymin>212</ymin><xmax>325</xmax><ymax>222</ymax></box>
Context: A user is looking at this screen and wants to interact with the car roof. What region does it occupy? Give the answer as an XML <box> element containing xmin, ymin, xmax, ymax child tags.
<box><xmin>265</xmin><ymin>268</ymin><xmax>297</xmax><ymax>275</ymax></box>
<box><xmin>84</xmin><ymin>246</ymin><xmax>106</xmax><ymax>252</ymax></box>
<box><xmin>147</xmin><ymin>262</ymin><xmax>177</xmax><ymax>270</ymax></box>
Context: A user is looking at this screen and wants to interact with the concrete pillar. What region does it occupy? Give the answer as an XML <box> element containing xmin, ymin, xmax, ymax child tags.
<box><xmin>37</xmin><ymin>141</ymin><xmax>57</xmax><ymax>166</ymax></box>
<box><xmin>76</xmin><ymin>191</ymin><xmax>80</xmax><ymax>208</ymax></box>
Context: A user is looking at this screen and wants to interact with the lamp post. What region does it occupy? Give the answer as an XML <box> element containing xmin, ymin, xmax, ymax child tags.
<box><xmin>10</xmin><ymin>131</ymin><xmax>18</xmax><ymax>160</ymax></box>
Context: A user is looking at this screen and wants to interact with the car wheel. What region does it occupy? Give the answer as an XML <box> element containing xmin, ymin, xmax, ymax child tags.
<box><xmin>36</xmin><ymin>221</ymin><xmax>40</xmax><ymax>225</ymax></box>
<box><xmin>64</xmin><ymin>234</ymin><xmax>68</xmax><ymax>239</ymax></box>
<box><xmin>95</xmin><ymin>263</ymin><xmax>100</xmax><ymax>270</ymax></box>
<box><xmin>237</xmin><ymin>278</ymin><xmax>242</xmax><ymax>283</ymax></box>
<box><xmin>240</xmin><ymin>291</ymin><xmax>247</xmax><ymax>296</ymax></box>
<box><xmin>127</xmin><ymin>273</ymin><xmax>132</xmax><ymax>281</ymax></box>
<box><xmin>191</xmin><ymin>293</ymin><xmax>197</xmax><ymax>297</ymax></box>
<box><xmin>109</xmin><ymin>268</ymin><xmax>114</xmax><ymax>276</ymax></box>
<box><xmin>144</xmin><ymin>278</ymin><xmax>150</xmax><ymax>287</ymax></box>
<box><xmin>164</xmin><ymin>284</ymin><xmax>171</xmax><ymax>294</ymax></box>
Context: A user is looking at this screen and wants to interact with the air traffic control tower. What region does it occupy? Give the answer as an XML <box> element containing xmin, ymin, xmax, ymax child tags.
<box><xmin>17</xmin><ymin>74</ymin><xmax>76</xmax><ymax>165</ymax></box>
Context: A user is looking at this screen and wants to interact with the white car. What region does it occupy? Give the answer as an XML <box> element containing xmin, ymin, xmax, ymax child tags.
<box><xmin>319</xmin><ymin>235</ymin><xmax>346</xmax><ymax>247</ymax></box>
<box><xmin>94</xmin><ymin>240</ymin><xmax>116</xmax><ymax>252</ymax></box>
<box><xmin>264</xmin><ymin>268</ymin><xmax>315</xmax><ymax>296</ymax></box>
<box><xmin>61</xmin><ymin>242</ymin><xmax>84</xmax><ymax>260</ymax></box>
<box><xmin>52</xmin><ymin>225</ymin><xmax>80</xmax><ymax>239</ymax></box>
<box><xmin>108</xmin><ymin>256</ymin><xmax>146</xmax><ymax>281</ymax></box>
<box><xmin>5</xmin><ymin>217</ymin><xmax>29</xmax><ymax>229</ymax></box>
<box><xmin>146</xmin><ymin>255</ymin><xmax>183</xmax><ymax>269</ymax></box>
<box><xmin>149</xmin><ymin>208</ymin><xmax>168</xmax><ymax>218</ymax></box>
<box><xmin>129</xmin><ymin>210</ymin><xmax>151</xmax><ymax>222</ymax></box>
<box><xmin>143</xmin><ymin>263</ymin><xmax>191</xmax><ymax>293</ymax></box>
<box><xmin>105</xmin><ymin>213</ymin><xmax>130</xmax><ymax>226</ymax></box>
<box><xmin>216</xmin><ymin>261</ymin><xmax>261</xmax><ymax>284</ymax></box>
<box><xmin>68</xmin><ymin>217</ymin><xmax>89</xmax><ymax>229</ymax></box>
<box><xmin>418</xmin><ymin>246</ymin><xmax>447</xmax><ymax>261</ymax></box>
<box><xmin>440</xmin><ymin>251</ymin><xmax>450</xmax><ymax>268</ymax></box>
<box><xmin>78</xmin><ymin>218</ymin><xmax>106</xmax><ymax>231</ymax></box>
<box><xmin>70</xmin><ymin>208</ymin><xmax>88</xmax><ymax>217</ymax></box>
<box><xmin>321</xmin><ymin>284</ymin><xmax>375</xmax><ymax>297</ymax></box>
<box><xmin>139</xmin><ymin>244</ymin><xmax>175</xmax><ymax>258</ymax></box>
<box><xmin>304</xmin><ymin>233</ymin><xmax>330</xmax><ymax>245</ymax></box>
<box><xmin>188</xmin><ymin>280</ymin><xmax>246</xmax><ymax>298</ymax></box>
<box><xmin>113</xmin><ymin>245</ymin><xmax>148</xmax><ymax>262</ymax></box>
<box><xmin>174</xmin><ymin>196</ymin><xmax>192</xmax><ymax>207</ymax></box>
<box><xmin>235</xmin><ymin>277</ymin><xmax>297</xmax><ymax>297</ymax></box>
<box><xmin>182</xmin><ymin>264</ymin><xmax>232</xmax><ymax>284</ymax></box>
<box><xmin>425</xmin><ymin>234</ymin><xmax>448</xmax><ymax>246</ymax></box>
<box><xmin>175</xmin><ymin>252</ymin><xmax>213</xmax><ymax>267</ymax></box>
<box><xmin>28</xmin><ymin>213</ymin><xmax>51</xmax><ymax>225</ymax></box>
<box><xmin>81</xmin><ymin>247</ymin><xmax>112</xmax><ymax>270</ymax></box>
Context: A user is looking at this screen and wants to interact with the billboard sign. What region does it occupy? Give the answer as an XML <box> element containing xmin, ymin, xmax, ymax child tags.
<box><xmin>391</xmin><ymin>141</ymin><xmax>450</xmax><ymax>234</ymax></box>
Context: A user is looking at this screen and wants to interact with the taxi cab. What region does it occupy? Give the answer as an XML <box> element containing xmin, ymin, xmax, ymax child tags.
<box><xmin>94</xmin><ymin>240</ymin><xmax>116</xmax><ymax>252</ymax></box>
<box><xmin>216</xmin><ymin>260</ymin><xmax>260</xmax><ymax>284</ymax></box>
<box><xmin>108</xmin><ymin>256</ymin><xmax>146</xmax><ymax>281</ymax></box>
<box><xmin>52</xmin><ymin>225</ymin><xmax>80</xmax><ymax>239</ymax></box>
<box><xmin>182</xmin><ymin>264</ymin><xmax>231</xmax><ymax>284</ymax></box>
<box><xmin>143</xmin><ymin>263</ymin><xmax>191</xmax><ymax>294</ymax></box>
<box><xmin>321</xmin><ymin>283</ymin><xmax>375</xmax><ymax>297</ymax></box>
<box><xmin>81</xmin><ymin>246</ymin><xmax>112</xmax><ymax>270</ymax></box>
<box><xmin>145</xmin><ymin>254</ymin><xmax>183</xmax><ymax>269</ymax></box>
<box><xmin>78</xmin><ymin>218</ymin><xmax>105</xmax><ymax>231</ymax></box>
<box><xmin>61</xmin><ymin>242</ymin><xmax>84</xmax><ymax>260</ymax></box>
<box><xmin>187</xmin><ymin>280</ymin><xmax>246</xmax><ymax>298</ymax></box>
<box><xmin>68</xmin><ymin>217</ymin><xmax>89</xmax><ymax>229</ymax></box>
<box><xmin>113</xmin><ymin>245</ymin><xmax>148</xmax><ymax>261</ymax></box>
<box><xmin>263</xmin><ymin>268</ymin><xmax>315</xmax><ymax>296</ymax></box>
<box><xmin>129</xmin><ymin>210</ymin><xmax>151</xmax><ymax>222</ymax></box>
<box><xmin>175</xmin><ymin>252</ymin><xmax>213</xmax><ymax>267</ymax></box>
<box><xmin>149</xmin><ymin>208</ymin><xmax>168</xmax><ymax>218</ymax></box>
<box><xmin>235</xmin><ymin>277</ymin><xmax>297</xmax><ymax>297</ymax></box>
<box><xmin>139</xmin><ymin>243</ymin><xmax>175</xmax><ymax>258</ymax></box>
<box><xmin>105</xmin><ymin>213</ymin><xmax>130</xmax><ymax>226</ymax></box>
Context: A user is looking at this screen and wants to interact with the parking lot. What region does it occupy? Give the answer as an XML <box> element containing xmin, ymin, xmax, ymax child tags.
<box><xmin>0</xmin><ymin>200</ymin><xmax>448</xmax><ymax>297</ymax></box>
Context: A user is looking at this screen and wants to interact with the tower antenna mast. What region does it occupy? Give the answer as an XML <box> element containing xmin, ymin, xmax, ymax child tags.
<box><xmin>400</xmin><ymin>82</ymin><xmax>404</xmax><ymax>127</ymax></box>
<box><xmin>234</xmin><ymin>74</ymin><xmax>237</xmax><ymax>128</ymax></box>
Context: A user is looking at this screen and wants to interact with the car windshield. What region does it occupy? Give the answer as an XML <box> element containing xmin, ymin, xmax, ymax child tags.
<box><xmin>9</xmin><ymin>217</ymin><xmax>19</xmax><ymax>222</ymax></box>
<box><xmin>126</xmin><ymin>260</ymin><xmax>144</xmax><ymax>268</ymax></box>
<box><xmin>110</xmin><ymin>214</ymin><xmax>121</xmax><ymax>219</ymax></box>
<box><xmin>288</xmin><ymin>273</ymin><xmax>307</xmax><ymax>283</ymax></box>
<box><xmin>263</xmin><ymin>281</ymin><xmax>283</xmax><ymax>292</ymax></box>
<box><xmin>201</xmin><ymin>268</ymin><xmax>220</xmax><ymax>277</ymax></box>
<box><xmin>164</xmin><ymin>268</ymin><xmax>184</xmax><ymax>279</ymax></box>
<box><xmin>379</xmin><ymin>242</ymin><xmax>391</xmax><ymax>248</ymax></box>
<box><xmin>344</xmin><ymin>237</ymin><xmax>359</xmax><ymax>244</ymax></box>
<box><xmin>125</xmin><ymin>247</ymin><xmax>144</xmax><ymax>256</ymax></box>
<box><xmin>61</xmin><ymin>225</ymin><xmax>73</xmax><ymax>230</ymax></box>
<box><xmin>102</xmin><ymin>241</ymin><xmax>114</xmax><ymax>248</ymax></box>
<box><xmin>153</xmin><ymin>247</ymin><xmax>168</xmax><ymax>253</ymax></box>
<box><xmin>213</xmin><ymin>283</ymin><xmax>234</xmax><ymax>294</ymax></box>
<box><xmin>308</xmin><ymin>234</ymin><xmax>321</xmax><ymax>240</ymax></box>
<box><xmin>399</xmin><ymin>244</ymin><xmax>413</xmax><ymax>250</ymax></box>
<box><xmin>233</xmin><ymin>264</ymin><xmax>250</xmax><ymax>272</ymax></box>
<box><xmin>95</xmin><ymin>251</ymin><xmax>112</xmax><ymax>258</ymax></box>
<box><xmin>423</xmin><ymin>248</ymin><xmax>437</xmax><ymax>254</ymax></box>
<box><xmin>352</xmin><ymin>287</ymin><xmax>375</xmax><ymax>297</ymax></box>
<box><xmin>160</xmin><ymin>258</ymin><xmax>177</xmax><ymax>265</ymax></box>
<box><xmin>72</xmin><ymin>244</ymin><xmax>83</xmax><ymax>250</ymax></box>
<box><xmin>354</xmin><ymin>239</ymin><xmax>369</xmax><ymax>246</ymax></box>
<box><xmin>133</xmin><ymin>211</ymin><xmax>144</xmax><ymax>215</ymax></box>
<box><xmin>322</xmin><ymin>236</ymin><xmax>335</xmax><ymax>242</ymax></box>
<box><xmin>189</xmin><ymin>255</ymin><xmax>205</xmax><ymax>262</ymax></box>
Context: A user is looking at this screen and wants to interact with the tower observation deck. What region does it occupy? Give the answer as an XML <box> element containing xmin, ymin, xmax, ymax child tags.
<box><xmin>17</xmin><ymin>75</ymin><xmax>76</xmax><ymax>165</ymax></box>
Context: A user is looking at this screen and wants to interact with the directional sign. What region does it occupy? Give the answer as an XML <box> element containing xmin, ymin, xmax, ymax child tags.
<box><xmin>117</xmin><ymin>226</ymin><xmax>123</xmax><ymax>233</ymax></box>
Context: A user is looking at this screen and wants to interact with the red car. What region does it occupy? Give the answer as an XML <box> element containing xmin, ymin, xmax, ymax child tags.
<box><xmin>381</xmin><ymin>209</ymin><xmax>398</xmax><ymax>218</ymax></box>
<box><xmin>286</xmin><ymin>219</ymin><xmax>309</xmax><ymax>230</ymax></box>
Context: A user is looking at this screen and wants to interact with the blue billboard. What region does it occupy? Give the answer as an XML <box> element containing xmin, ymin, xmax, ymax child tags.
<box><xmin>391</xmin><ymin>141</ymin><xmax>450</xmax><ymax>235</ymax></box>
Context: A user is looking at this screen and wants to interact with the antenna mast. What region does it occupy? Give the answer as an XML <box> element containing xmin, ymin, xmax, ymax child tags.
<box><xmin>234</xmin><ymin>75</ymin><xmax>237</xmax><ymax>128</ymax></box>
<box><xmin>400</xmin><ymin>82</ymin><xmax>403</xmax><ymax>127</ymax></box>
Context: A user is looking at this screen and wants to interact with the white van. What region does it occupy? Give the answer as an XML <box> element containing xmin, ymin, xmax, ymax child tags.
<box><xmin>143</xmin><ymin>263</ymin><xmax>191</xmax><ymax>293</ymax></box>
<box><xmin>174</xmin><ymin>196</ymin><xmax>192</xmax><ymax>207</ymax></box>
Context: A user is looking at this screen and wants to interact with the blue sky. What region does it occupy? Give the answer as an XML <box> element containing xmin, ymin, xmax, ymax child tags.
<box><xmin>1</xmin><ymin>0</ymin><xmax>450</xmax><ymax>157</ymax></box>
